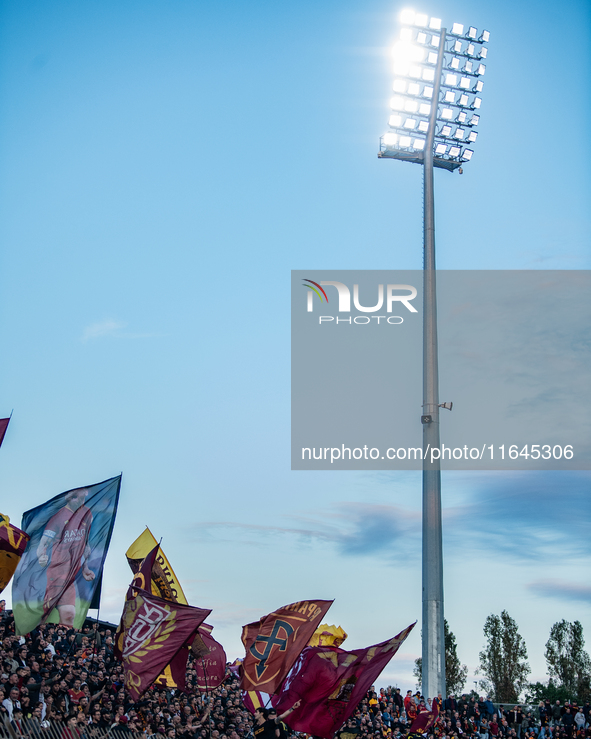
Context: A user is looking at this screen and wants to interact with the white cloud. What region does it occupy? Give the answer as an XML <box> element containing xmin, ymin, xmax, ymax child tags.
<box><xmin>81</xmin><ymin>319</ymin><xmax>126</xmax><ymax>342</ymax></box>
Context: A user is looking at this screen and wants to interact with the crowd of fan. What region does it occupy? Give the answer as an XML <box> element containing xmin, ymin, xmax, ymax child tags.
<box><xmin>0</xmin><ymin>607</ymin><xmax>589</xmax><ymax>739</ymax></box>
<box><xmin>340</xmin><ymin>689</ymin><xmax>591</xmax><ymax>739</ymax></box>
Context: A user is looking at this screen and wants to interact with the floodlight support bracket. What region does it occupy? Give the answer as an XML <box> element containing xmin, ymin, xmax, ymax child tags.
<box><xmin>421</xmin><ymin>27</ymin><xmax>447</xmax><ymax>700</ymax></box>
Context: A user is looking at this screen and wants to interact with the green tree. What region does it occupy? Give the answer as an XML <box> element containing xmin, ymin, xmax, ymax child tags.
<box><xmin>478</xmin><ymin>610</ymin><xmax>530</xmax><ymax>702</ymax></box>
<box><xmin>544</xmin><ymin>620</ymin><xmax>591</xmax><ymax>701</ymax></box>
<box><xmin>525</xmin><ymin>679</ymin><xmax>573</xmax><ymax>706</ymax></box>
<box><xmin>413</xmin><ymin>620</ymin><xmax>468</xmax><ymax>695</ymax></box>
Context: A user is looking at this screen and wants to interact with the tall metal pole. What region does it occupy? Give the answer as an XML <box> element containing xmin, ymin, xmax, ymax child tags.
<box><xmin>421</xmin><ymin>28</ymin><xmax>446</xmax><ymax>700</ymax></box>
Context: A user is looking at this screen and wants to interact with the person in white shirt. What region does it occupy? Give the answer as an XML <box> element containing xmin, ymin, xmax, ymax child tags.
<box><xmin>2</xmin><ymin>687</ymin><xmax>22</xmax><ymax>720</ymax></box>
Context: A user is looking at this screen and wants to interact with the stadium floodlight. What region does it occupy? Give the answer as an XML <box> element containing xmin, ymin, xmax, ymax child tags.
<box><xmin>378</xmin><ymin>10</ymin><xmax>490</xmax><ymax>701</ymax></box>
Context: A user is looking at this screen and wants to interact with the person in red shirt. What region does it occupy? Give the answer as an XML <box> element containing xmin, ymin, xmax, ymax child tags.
<box><xmin>404</xmin><ymin>691</ymin><xmax>413</xmax><ymax>715</ymax></box>
<box><xmin>68</xmin><ymin>680</ymin><xmax>85</xmax><ymax>707</ymax></box>
<box><xmin>36</xmin><ymin>488</ymin><xmax>95</xmax><ymax>627</ymax></box>
<box><xmin>490</xmin><ymin>715</ymin><xmax>499</xmax><ymax>737</ymax></box>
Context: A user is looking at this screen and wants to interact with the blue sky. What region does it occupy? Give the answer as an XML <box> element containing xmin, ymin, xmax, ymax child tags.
<box><xmin>0</xmin><ymin>0</ymin><xmax>589</xmax><ymax>692</ymax></box>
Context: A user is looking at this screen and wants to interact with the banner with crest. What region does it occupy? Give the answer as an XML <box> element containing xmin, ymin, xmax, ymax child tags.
<box><xmin>124</xmin><ymin>540</ymin><xmax>226</xmax><ymax>691</ymax></box>
<box><xmin>114</xmin><ymin>586</ymin><xmax>211</xmax><ymax>700</ymax></box>
<box><xmin>241</xmin><ymin>598</ymin><xmax>333</xmax><ymax>693</ymax></box>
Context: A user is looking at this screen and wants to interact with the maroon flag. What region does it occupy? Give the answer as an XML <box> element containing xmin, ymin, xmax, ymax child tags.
<box><xmin>114</xmin><ymin>587</ymin><xmax>210</xmax><ymax>700</ymax></box>
<box><xmin>272</xmin><ymin>622</ymin><xmax>416</xmax><ymax>739</ymax></box>
<box><xmin>410</xmin><ymin>701</ymin><xmax>439</xmax><ymax>735</ymax></box>
<box><xmin>194</xmin><ymin>623</ymin><xmax>227</xmax><ymax>691</ymax></box>
<box><xmin>0</xmin><ymin>418</ymin><xmax>9</xmax><ymax>449</ymax></box>
<box><xmin>127</xmin><ymin>544</ymin><xmax>160</xmax><ymax>599</ymax></box>
<box><xmin>241</xmin><ymin>598</ymin><xmax>333</xmax><ymax>693</ymax></box>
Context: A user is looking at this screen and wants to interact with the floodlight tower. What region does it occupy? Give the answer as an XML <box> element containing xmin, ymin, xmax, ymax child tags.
<box><xmin>378</xmin><ymin>10</ymin><xmax>489</xmax><ymax>699</ymax></box>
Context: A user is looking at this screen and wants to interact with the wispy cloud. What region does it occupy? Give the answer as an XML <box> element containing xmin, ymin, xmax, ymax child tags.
<box><xmin>189</xmin><ymin>472</ymin><xmax>590</xmax><ymax>568</ymax></box>
<box><xmin>442</xmin><ymin>471</ymin><xmax>591</xmax><ymax>561</ymax></box>
<box><xmin>82</xmin><ymin>319</ymin><xmax>126</xmax><ymax>342</ymax></box>
<box><xmin>81</xmin><ymin>319</ymin><xmax>163</xmax><ymax>342</ymax></box>
<box><xmin>527</xmin><ymin>579</ymin><xmax>591</xmax><ymax>603</ymax></box>
<box><xmin>191</xmin><ymin>502</ymin><xmax>421</xmax><ymax>560</ymax></box>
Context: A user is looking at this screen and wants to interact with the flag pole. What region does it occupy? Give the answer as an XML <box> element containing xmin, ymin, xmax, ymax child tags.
<box><xmin>201</xmin><ymin>658</ymin><xmax>212</xmax><ymax>739</ymax></box>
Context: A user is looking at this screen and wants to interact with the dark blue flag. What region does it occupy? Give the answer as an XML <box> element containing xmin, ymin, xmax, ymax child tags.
<box><xmin>12</xmin><ymin>475</ymin><xmax>121</xmax><ymax>634</ymax></box>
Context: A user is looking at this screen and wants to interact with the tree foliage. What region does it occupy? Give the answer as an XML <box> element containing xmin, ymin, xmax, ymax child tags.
<box><xmin>478</xmin><ymin>610</ymin><xmax>530</xmax><ymax>702</ymax></box>
<box><xmin>413</xmin><ymin>620</ymin><xmax>468</xmax><ymax>696</ymax></box>
<box><xmin>544</xmin><ymin>620</ymin><xmax>591</xmax><ymax>701</ymax></box>
<box><xmin>525</xmin><ymin>680</ymin><xmax>574</xmax><ymax>706</ymax></box>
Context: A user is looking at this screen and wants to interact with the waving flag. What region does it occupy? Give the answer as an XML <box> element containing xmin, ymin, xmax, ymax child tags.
<box><xmin>241</xmin><ymin>598</ymin><xmax>333</xmax><ymax>693</ymax></box>
<box><xmin>0</xmin><ymin>418</ymin><xmax>10</xmax><ymax>449</ymax></box>
<box><xmin>115</xmin><ymin>586</ymin><xmax>210</xmax><ymax>700</ymax></box>
<box><xmin>272</xmin><ymin>622</ymin><xmax>416</xmax><ymax>739</ymax></box>
<box><xmin>126</xmin><ymin>527</ymin><xmax>187</xmax><ymax>603</ymax></box>
<box><xmin>126</xmin><ymin>537</ymin><xmax>227</xmax><ymax>690</ymax></box>
<box><xmin>241</xmin><ymin>690</ymin><xmax>270</xmax><ymax>715</ymax></box>
<box><xmin>410</xmin><ymin>701</ymin><xmax>439</xmax><ymax>735</ymax></box>
<box><xmin>194</xmin><ymin>622</ymin><xmax>227</xmax><ymax>690</ymax></box>
<box><xmin>12</xmin><ymin>476</ymin><xmax>120</xmax><ymax>634</ymax></box>
<box><xmin>0</xmin><ymin>515</ymin><xmax>29</xmax><ymax>594</ymax></box>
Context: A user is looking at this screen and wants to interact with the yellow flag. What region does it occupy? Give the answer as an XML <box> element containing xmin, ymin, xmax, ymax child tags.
<box><xmin>309</xmin><ymin>623</ymin><xmax>348</xmax><ymax>648</ymax></box>
<box><xmin>126</xmin><ymin>528</ymin><xmax>187</xmax><ymax>605</ymax></box>
<box><xmin>0</xmin><ymin>514</ymin><xmax>30</xmax><ymax>594</ymax></box>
